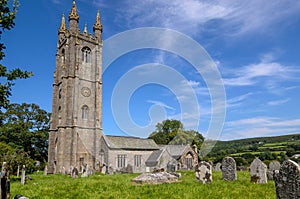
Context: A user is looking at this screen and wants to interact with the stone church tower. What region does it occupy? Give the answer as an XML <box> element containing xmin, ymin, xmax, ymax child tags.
<box><xmin>48</xmin><ymin>1</ymin><xmax>103</xmax><ymax>173</ymax></box>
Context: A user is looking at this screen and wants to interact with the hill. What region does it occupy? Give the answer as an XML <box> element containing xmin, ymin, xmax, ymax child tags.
<box><xmin>206</xmin><ymin>133</ymin><xmax>300</xmax><ymax>165</ymax></box>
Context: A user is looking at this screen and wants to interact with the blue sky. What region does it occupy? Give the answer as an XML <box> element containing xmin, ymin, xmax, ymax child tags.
<box><xmin>2</xmin><ymin>0</ymin><xmax>300</xmax><ymax>141</ymax></box>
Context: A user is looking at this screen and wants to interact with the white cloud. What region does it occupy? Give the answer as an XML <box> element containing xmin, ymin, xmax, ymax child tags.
<box><xmin>222</xmin><ymin>117</ymin><xmax>300</xmax><ymax>140</ymax></box>
<box><xmin>223</xmin><ymin>60</ymin><xmax>299</xmax><ymax>87</ymax></box>
<box><xmin>147</xmin><ymin>100</ymin><xmax>175</xmax><ymax>111</ymax></box>
<box><xmin>267</xmin><ymin>98</ymin><xmax>290</xmax><ymax>106</ymax></box>
<box><xmin>227</xmin><ymin>92</ymin><xmax>253</xmax><ymax>108</ymax></box>
<box><xmin>97</xmin><ymin>0</ymin><xmax>300</xmax><ymax>36</ymax></box>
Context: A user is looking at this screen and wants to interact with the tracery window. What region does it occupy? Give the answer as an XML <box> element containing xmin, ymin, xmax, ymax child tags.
<box><xmin>81</xmin><ymin>47</ymin><xmax>91</xmax><ymax>63</ymax></box>
<box><xmin>117</xmin><ymin>154</ymin><xmax>126</xmax><ymax>168</ymax></box>
<box><xmin>134</xmin><ymin>155</ymin><xmax>142</xmax><ymax>167</ymax></box>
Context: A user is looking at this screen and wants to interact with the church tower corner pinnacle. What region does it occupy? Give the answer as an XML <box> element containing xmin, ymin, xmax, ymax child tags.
<box><xmin>93</xmin><ymin>10</ymin><xmax>102</xmax><ymax>40</ymax></box>
<box><xmin>68</xmin><ymin>0</ymin><xmax>79</xmax><ymax>34</ymax></box>
<box><xmin>58</xmin><ymin>14</ymin><xmax>67</xmax><ymax>34</ymax></box>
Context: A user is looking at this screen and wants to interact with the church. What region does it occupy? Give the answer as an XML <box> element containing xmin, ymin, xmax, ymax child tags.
<box><xmin>47</xmin><ymin>1</ymin><xmax>198</xmax><ymax>174</ymax></box>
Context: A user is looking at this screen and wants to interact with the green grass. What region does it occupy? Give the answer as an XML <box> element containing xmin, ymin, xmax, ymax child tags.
<box><xmin>10</xmin><ymin>171</ymin><xmax>276</xmax><ymax>199</ymax></box>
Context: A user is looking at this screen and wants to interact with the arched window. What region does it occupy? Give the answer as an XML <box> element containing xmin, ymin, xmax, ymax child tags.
<box><xmin>61</xmin><ymin>49</ymin><xmax>65</xmax><ymax>64</ymax></box>
<box><xmin>81</xmin><ymin>105</ymin><xmax>89</xmax><ymax>119</ymax></box>
<box><xmin>81</xmin><ymin>47</ymin><xmax>91</xmax><ymax>63</ymax></box>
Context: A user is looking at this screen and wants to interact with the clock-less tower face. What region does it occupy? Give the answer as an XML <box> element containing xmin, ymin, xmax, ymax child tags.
<box><xmin>47</xmin><ymin>1</ymin><xmax>103</xmax><ymax>174</ymax></box>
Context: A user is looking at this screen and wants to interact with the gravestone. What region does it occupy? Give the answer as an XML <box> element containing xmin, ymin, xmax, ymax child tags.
<box><xmin>21</xmin><ymin>165</ymin><xmax>26</xmax><ymax>185</ymax></box>
<box><xmin>214</xmin><ymin>163</ymin><xmax>221</xmax><ymax>171</ymax></box>
<box><xmin>131</xmin><ymin>172</ymin><xmax>179</xmax><ymax>184</ymax></box>
<box><xmin>267</xmin><ymin>160</ymin><xmax>281</xmax><ymax>180</ymax></box>
<box><xmin>43</xmin><ymin>166</ymin><xmax>47</xmax><ymax>176</ymax></box>
<box><xmin>250</xmin><ymin>158</ymin><xmax>267</xmax><ymax>184</ymax></box>
<box><xmin>1</xmin><ymin>162</ymin><xmax>10</xmax><ymax>199</ymax></box>
<box><xmin>101</xmin><ymin>165</ymin><xmax>107</xmax><ymax>174</ymax></box>
<box><xmin>16</xmin><ymin>165</ymin><xmax>20</xmax><ymax>178</ymax></box>
<box><xmin>107</xmin><ymin>166</ymin><xmax>114</xmax><ymax>175</ymax></box>
<box><xmin>167</xmin><ymin>160</ymin><xmax>177</xmax><ymax>173</ymax></box>
<box><xmin>126</xmin><ymin>164</ymin><xmax>133</xmax><ymax>174</ymax></box>
<box><xmin>14</xmin><ymin>194</ymin><xmax>29</xmax><ymax>199</ymax></box>
<box><xmin>71</xmin><ymin>167</ymin><xmax>79</xmax><ymax>178</ymax></box>
<box><xmin>195</xmin><ymin>161</ymin><xmax>212</xmax><ymax>184</ymax></box>
<box><xmin>221</xmin><ymin>157</ymin><xmax>237</xmax><ymax>181</ymax></box>
<box><xmin>274</xmin><ymin>159</ymin><xmax>300</xmax><ymax>199</ymax></box>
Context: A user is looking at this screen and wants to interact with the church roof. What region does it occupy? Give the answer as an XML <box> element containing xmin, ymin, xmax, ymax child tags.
<box><xmin>103</xmin><ymin>135</ymin><xmax>159</xmax><ymax>150</ymax></box>
<box><xmin>145</xmin><ymin>149</ymin><xmax>164</xmax><ymax>167</ymax></box>
<box><xmin>162</xmin><ymin>145</ymin><xmax>190</xmax><ymax>159</ymax></box>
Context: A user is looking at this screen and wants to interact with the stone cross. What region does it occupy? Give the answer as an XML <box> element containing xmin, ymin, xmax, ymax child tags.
<box><xmin>221</xmin><ymin>157</ymin><xmax>237</xmax><ymax>181</ymax></box>
<box><xmin>0</xmin><ymin>162</ymin><xmax>10</xmax><ymax>199</ymax></box>
<box><xmin>250</xmin><ymin>158</ymin><xmax>267</xmax><ymax>184</ymax></box>
<box><xmin>195</xmin><ymin>161</ymin><xmax>212</xmax><ymax>184</ymax></box>
<box><xmin>274</xmin><ymin>159</ymin><xmax>300</xmax><ymax>199</ymax></box>
<box><xmin>21</xmin><ymin>165</ymin><xmax>26</xmax><ymax>185</ymax></box>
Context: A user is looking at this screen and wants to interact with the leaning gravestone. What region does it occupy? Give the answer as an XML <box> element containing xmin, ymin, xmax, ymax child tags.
<box><xmin>214</xmin><ymin>163</ymin><xmax>221</xmax><ymax>171</ymax></box>
<box><xmin>195</xmin><ymin>161</ymin><xmax>212</xmax><ymax>184</ymax></box>
<box><xmin>274</xmin><ymin>159</ymin><xmax>300</xmax><ymax>199</ymax></box>
<box><xmin>267</xmin><ymin>160</ymin><xmax>281</xmax><ymax>180</ymax></box>
<box><xmin>1</xmin><ymin>162</ymin><xmax>10</xmax><ymax>199</ymax></box>
<box><xmin>250</xmin><ymin>158</ymin><xmax>267</xmax><ymax>184</ymax></box>
<box><xmin>101</xmin><ymin>165</ymin><xmax>107</xmax><ymax>174</ymax></box>
<box><xmin>221</xmin><ymin>157</ymin><xmax>237</xmax><ymax>181</ymax></box>
<box><xmin>21</xmin><ymin>165</ymin><xmax>26</xmax><ymax>185</ymax></box>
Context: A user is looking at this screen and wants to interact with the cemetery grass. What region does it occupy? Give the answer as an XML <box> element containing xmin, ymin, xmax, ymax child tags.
<box><xmin>10</xmin><ymin>171</ymin><xmax>276</xmax><ymax>199</ymax></box>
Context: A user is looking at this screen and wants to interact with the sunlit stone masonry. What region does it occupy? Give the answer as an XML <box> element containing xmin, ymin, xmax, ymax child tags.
<box><xmin>221</xmin><ymin>157</ymin><xmax>237</xmax><ymax>181</ymax></box>
<box><xmin>274</xmin><ymin>160</ymin><xmax>300</xmax><ymax>199</ymax></box>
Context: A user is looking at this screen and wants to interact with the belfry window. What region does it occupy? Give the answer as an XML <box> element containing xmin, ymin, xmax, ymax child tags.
<box><xmin>81</xmin><ymin>105</ymin><xmax>89</xmax><ymax>119</ymax></box>
<box><xmin>81</xmin><ymin>47</ymin><xmax>91</xmax><ymax>63</ymax></box>
<box><xmin>61</xmin><ymin>49</ymin><xmax>65</xmax><ymax>64</ymax></box>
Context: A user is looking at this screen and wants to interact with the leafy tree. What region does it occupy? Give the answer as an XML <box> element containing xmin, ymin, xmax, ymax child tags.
<box><xmin>0</xmin><ymin>0</ymin><xmax>33</xmax><ymax>110</ymax></box>
<box><xmin>148</xmin><ymin>119</ymin><xmax>204</xmax><ymax>151</ymax></box>
<box><xmin>0</xmin><ymin>103</ymin><xmax>50</xmax><ymax>163</ymax></box>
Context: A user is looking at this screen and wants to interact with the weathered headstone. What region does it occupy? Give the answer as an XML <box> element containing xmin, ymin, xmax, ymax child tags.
<box><xmin>274</xmin><ymin>159</ymin><xmax>300</xmax><ymax>199</ymax></box>
<box><xmin>131</xmin><ymin>172</ymin><xmax>179</xmax><ymax>184</ymax></box>
<box><xmin>250</xmin><ymin>158</ymin><xmax>267</xmax><ymax>184</ymax></box>
<box><xmin>16</xmin><ymin>165</ymin><xmax>20</xmax><ymax>178</ymax></box>
<box><xmin>107</xmin><ymin>166</ymin><xmax>114</xmax><ymax>175</ymax></box>
<box><xmin>126</xmin><ymin>164</ymin><xmax>133</xmax><ymax>174</ymax></box>
<box><xmin>101</xmin><ymin>165</ymin><xmax>107</xmax><ymax>174</ymax></box>
<box><xmin>43</xmin><ymin>165</ymin><xmax>47</xmax><ymax>176</ymax></box>
<box><xmin>71</xmin><ymin>167</ymin><xmax>79</xmax><ymax>178</ymax></box>
<box><xmin>14</xmin><ymin>194</ymin><xmax>30</xmax><ymax>199</ymax></box>
<box><xmin>167</xmin><ymin>160</ymin><xmax>177</xmax><ymax>173</ymax></box>
<box><xmin>221</xmin><ymin>157</ymin><xmax>237</xmax><ymax>181</ymax></box>
<box><xmin>1</xmin><ymin>162</ymin><xmax>10</xmax><ymax>199</ymax></box>
<box><xmin>267</xmin><ymin>160</ymin><xmax>281</xmax><ymax>180</ymax></box>
<box><xmin>195</xmin><ymin>161</ymin><xmax>212</xmax><ymax>184</ymax></box>
<box><xmin>214</xmin><ymin>163</ymin><xmax>221</xmax><ymax>171</ymax></box>
<box><xmin>21</xmin><ymin>165</ymin><xmax>26</xmax><ymax>185</ymax></box>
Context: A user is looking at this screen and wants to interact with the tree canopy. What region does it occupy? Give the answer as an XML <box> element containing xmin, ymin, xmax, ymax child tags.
<box><xmin>148</xmin><ymin>119</ymin><xmax>204</xmax><ymax>151</ymax></box>
<box><xmin>0</xmin><ymin>0</ymin><xmax>33</xmax><ymax>109</ymax></box>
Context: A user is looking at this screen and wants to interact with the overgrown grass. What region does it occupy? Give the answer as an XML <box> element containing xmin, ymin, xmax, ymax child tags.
<box><xmin>10</xmin><ymin>171</ymin><xmax>276</xmax><ymax>199</ymax></box>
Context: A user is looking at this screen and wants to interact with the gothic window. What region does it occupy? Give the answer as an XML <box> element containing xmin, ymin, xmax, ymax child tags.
<box><xmin>134</xmin><ymin>155</ymin><xmax>142</xmax><ymax>167</ymax></box>
<box><xmin>81</xmin><ymin>47</ymin><xmax>91</xmax><ymax>63</ymax></box>
<box><xmin>61</xmin><ymin>49</ymin><xmax>65</xmax><ymax>64</ymax></box>
<box><xmin>81</xmin><ymin>105</ymin><xmax>89</xmax><ymax>119</ymax></box>
<box><xmin>117</xmin><ymin>154</ymin><xmax>126</xmax><ymax>168</ymax></box>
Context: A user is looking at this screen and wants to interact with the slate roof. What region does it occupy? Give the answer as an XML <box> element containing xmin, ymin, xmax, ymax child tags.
<box><xmin>145</xmin><ymin>149</ymin><xmax>164</xmax><ymax>167</ymax></box>
<box><xmin>103</xmin><ymin>135</ymin><xmax>159</xmax><ymax>150</ymax></box>
<box><xmin>162</xmin><ymin>145</ymin><xmax>190</xmax><ymax>160</ymax></box>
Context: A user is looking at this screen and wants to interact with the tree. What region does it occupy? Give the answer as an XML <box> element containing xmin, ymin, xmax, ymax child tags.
<box><xmin>0</xmin><ymin>0</ymin><xmax>33</xmax><ymax>110</ymax></box>
<box><xmin>148</xmin><ymin>119</ymin><xmax>204</xmax><ymax>151</ymax></box>
<box><xmin>0</xmin><ymin>103</ymin><xmax>50</xmax><ymax>163</ymax></box>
